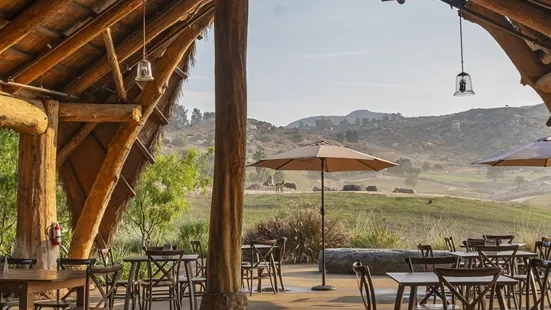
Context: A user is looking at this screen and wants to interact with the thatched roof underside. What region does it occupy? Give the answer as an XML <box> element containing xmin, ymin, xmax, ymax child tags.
<box><xmin>0</xmin><ymin>0</ymin><xmax>212</xmax><ymax>245</ymax></box>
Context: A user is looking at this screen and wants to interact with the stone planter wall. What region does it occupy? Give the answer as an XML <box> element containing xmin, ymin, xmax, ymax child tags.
<box><xmin>318</xmin><ymin>248</ymin><xmax>450</xmax><ymax>275</ymax></box>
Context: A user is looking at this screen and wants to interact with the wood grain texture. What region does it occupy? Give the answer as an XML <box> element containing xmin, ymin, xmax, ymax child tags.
<box><xmin>0</xmin><ymin>92</ymin><xmax>47</xmax><ymax>135</ymax></box>
<box><xmin>201</xmin><ymin>0</ymin><xmax>248</xmax><ymax>308</ymax></box>
<box><xmin>0</xmin><ymin>0</ymin><xmax>73</xmax><ymax>55</ymax></box>
<box><xmin>58</xmin><ymin>103</ymin><xmax>142</xmax><ymax>122</ymax></box>
<box><xmin>463</xmin><ymin>2</ymin><xmax>551</xmax><ymax>109</ymax></box>
<box><xmin>11</xmin><ymin>0</ymin><xmax>143</xmax><ymax>85</ymax></box>
<box><xmin>68</xmin><ymin>13</ymin><xmax>213</xmax><ymax>259</ymax></box>
<box><xmin>103</xmin><ymin>28</ymin><xmax>127</xmax><ymax>103</ymax></box>
<box><xmin>14</xmin><ymin>100</ymin><xmax>59</xmax><ymax>270</ymax></box>
<box><xmin>64</xmin><ymin>0</ymin><xmax>206</xmax><ymax>95</ymax></box>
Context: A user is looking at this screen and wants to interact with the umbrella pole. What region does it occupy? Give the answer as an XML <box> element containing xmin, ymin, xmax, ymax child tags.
<box><xmin>312</xmin><ymin>158</ymin><xmax>336</xmax><ymax>291</ymax></box>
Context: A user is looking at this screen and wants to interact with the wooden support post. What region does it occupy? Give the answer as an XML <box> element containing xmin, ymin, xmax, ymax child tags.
<box><xmin>15</xmin><ymin>100</ymin><xmax>59</xmax><ymax>270</ymax></box>
<box><xmin>463</xmin><ymin>2</ymin><xmax>551</xmax><ymax>109</ymax></box>
<box><xmin>58</xmin><ymin>103</ymin><xmax>142</xmax><ymax>122</ymax></box>
<box><xmin>57</xmin><ymin>123</ymin><xmax>97</xmax><ymax>168</ymax></box>
<box><xmin>68</xmin><ymin>12</ymin><xmax>213</xmax><ymax>259</ymax></box>
<box><xmin>200</xmin><ymin>0</ymin><xmax>249</xmax><ymax>308</ymax></box>
<box><xmin>64</xmin><ymin>0</ymin><xmax>207</xmax><ymax>95</ymax></box>
<box><xmin>153</xmin><ymin>107</ymin><xmax>170</xmax><ymax>125</ymax></box>
<box><xmin>103</xmin><ymin>28</ymin><xmax>127</xmax><ymax>102</ymax></box>
<box><xmin>0</xmin><ymin>92</ymin><xmax>48</xmax><ymax>135</ymax></box>
<box><xmin>11</xmin><ymin>0</ymin><xmax>143</xmax><ymax>85</ymax></box>
<box><xmin>0</xmin><ymin>0</ymin><xmax>72</xmax><ymax>54</ymax></box>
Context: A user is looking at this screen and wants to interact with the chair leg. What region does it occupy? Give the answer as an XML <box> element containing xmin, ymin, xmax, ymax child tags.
<box><xmin>277</xmin><ymin>265</ymin><xmax>286</xmax><ymax>292</ymax></box>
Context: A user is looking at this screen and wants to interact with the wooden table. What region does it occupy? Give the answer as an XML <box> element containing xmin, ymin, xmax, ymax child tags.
<box><xmin>123</xmin><ymin>254</ymin><xmax>199</xmax><ymax>310</ymax></box>
<box><xmin>387</xmin><ymin>272</ymin><xmax>518</xmax><ymax>310</ymax></box>
<box><xmin>0</xmin><ymin>269</ymin><xmax>87</xmax><ymax>310</ymax></box>
<box><xmin>460</xmin><ymin>242</ymin><xmax>526</xmax><ymax>248</ymax></box>
<box><xmin>448</xmin><ymin>250</ymin><xmax>536</xmax><ymax>259</ymax></box>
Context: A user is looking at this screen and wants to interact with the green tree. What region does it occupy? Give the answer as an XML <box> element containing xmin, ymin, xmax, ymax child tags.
<box><xmin>405</xmin><ymin>173</ymin><xmax>419</xmax><ymax>189</ymax></box>
<box><xmin>191</xmin><ymin>108</ymin><xmax>202</xmax><ymax>125</ymax></box>
<box><xmin>345</xmin><ymin>130</ymin><xmax>359</xmax><ymax>143</ymax></box>
<box><xmin>298</xmin><ymin>121</ymin><xmax>304</xmax><ymax>129</ymax></box>
<box><xmin>252</xmin><ymin>149</ymin><xmax>267</xmax><ymax>182</ymax></box>
<box><xmin>335</xmin><ymin>132</ymin><xmax>344</xmax><ymax>143</ymax></box>
<box><xmin>355</xmin><ymin>117</ymin><xmax>361</xmax><ymax>126</ymax></box>
<box><xmin>0</xmin><ymin>129</ymin><xmax>18</xmax><ymax>254</ymax></box>
<box><xmin>486</xmin><ymin>167</ymin><xmax>504</xmax><ymax>181</ymax></box>
<box><xmin>122</xmin><ymin>151</ymin><xmax>211</xmax><ymax>246</ymax></box>
<box><xmin>422</xmin><ymin>162</ymin><xmax>431</xmax><ymax>170</ymax></box>
<box><xmin>361</xmin><ymin>118</ymin><xmax>369</xmax><ymax>126</ymax></box>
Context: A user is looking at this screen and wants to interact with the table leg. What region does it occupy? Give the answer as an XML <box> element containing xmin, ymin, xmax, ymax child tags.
<box><xmin>185</xmin><ymin>261</ymin><xmax>196</xmax><ymax>310</ymax></box>
<box><xmin>394</xmin><ymin>285</ymin><xmax>405</xmax><ymax>310</ymax></box>
<box><xmin>18</xmin><ymin>287</ymin><xmax>33</xmax><ymax>310</ymax></box>
<box><xmin>408</xmin><ymin>286</ymin><xmax>418</xmax><ymax>310</ymax></box>
<box><xmin>124</xmin><ymin>262</ymin><xmax>138</xmax><ymax>310</ymax></box>
<box><xmin>497</xmin><ymin>285</ymin><xmax>508</xmax><ymax>310</ymax></box>
<box><xmin>76</xmin><ymin>285</ymin><xmax>86</xmax><ymax>309</ymax></box>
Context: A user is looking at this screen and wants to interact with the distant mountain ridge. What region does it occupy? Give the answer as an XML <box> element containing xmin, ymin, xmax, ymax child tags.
<box><xmin>286</xmin><ymin>109</ymin><xmax>388</xmax><ymax>128</ymax></box>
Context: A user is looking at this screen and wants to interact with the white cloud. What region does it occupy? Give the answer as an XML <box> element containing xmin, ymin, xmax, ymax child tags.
<box><xmin>326</xmin><ymin>80</ymin><xmax>448</xmax><ymax>93</ymax></box>
<box><xmin>190</xmin><ymin>75</ymin><xmax>213</xmax><ymax>81</ymax></box>
<box><xmin>300</xmin><ymin>50</ymin><xmax>372</xmax><ymax>60</ymax></box>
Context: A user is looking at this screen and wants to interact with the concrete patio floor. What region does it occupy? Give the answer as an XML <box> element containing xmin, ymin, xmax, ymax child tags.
<box><xmin>104</xmin><ymin>264</ymin><xmax>405</xmax><ymax>310</ymax></box>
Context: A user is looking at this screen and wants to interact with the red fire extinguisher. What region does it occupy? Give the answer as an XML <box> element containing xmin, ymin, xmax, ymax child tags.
<box><xmin>52</xmin><ymin>223</ymin><xmax>62</xmax><ymax>246</ymax></box>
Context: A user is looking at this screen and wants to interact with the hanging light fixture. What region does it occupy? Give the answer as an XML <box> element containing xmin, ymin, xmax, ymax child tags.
<box><xmin>454</xmin><ymin>10</ymin><xmax>474</xmax><ymax>96</ymax></box>
<box><xmin>136</xmin><ymin>0</ymin><xmax>154</xmax><ymax>82</ymax></box>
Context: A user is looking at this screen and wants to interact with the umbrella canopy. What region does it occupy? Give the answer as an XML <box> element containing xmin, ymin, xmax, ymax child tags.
<box><xmin>473</xmin><ymin>137</ymin><xmax>551</xmax><ymax>167</ymax></box>
<box><xmin>249</xmin><ymin>142</ymin><xmax>397</xmax><ymax>171</ymax></box>
<box><xmin>248</xmin><ymin>141</ymin><xmax>397</xmax><ymax>291</ymax></box>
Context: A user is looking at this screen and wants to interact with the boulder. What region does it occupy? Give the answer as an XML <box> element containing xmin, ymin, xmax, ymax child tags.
<box><xmin>393</xmin><ymin>188</ymin><xmax>416</xmax><ymax>194</ymax></box>
<box><xmin>247</xmin><ymin>183</ymin><xmax>263</xmax><ymax>190</ymax></box>
<box><xmin>284</xmin><ymin>182</ymin><xmax>297</xmax><ymax>190</ymax></box>
<box><xmin>342</xmin><ymin>184</ymin><xmax>362</xmax><ymax>191</ymax></box>
<box><xmin>313</xmin><ymin>186</ymin><xmax>337</xmax><ymax>192</ymax></box>
<box><xmin>319</xmin><ymin>248</ymin><xmax>450</xmax><ymax>275</ymax></box>
<box><xmin>366</xmin><ymin>185</ymin><xmax>378</xmax><ymax>192</ymax></box>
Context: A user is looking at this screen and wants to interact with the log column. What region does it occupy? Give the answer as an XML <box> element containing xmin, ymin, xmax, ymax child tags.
<box><xmin>15</xmin><ymin>99</ymin><xmax>59</xmax><ymax>270</ymax></box>
<box><xmin>200</xmin><ymin>0</ymin><xmax>248</xmax><ymax>308</ymax></box>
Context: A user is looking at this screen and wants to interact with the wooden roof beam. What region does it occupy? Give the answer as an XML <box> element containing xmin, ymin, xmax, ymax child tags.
<box><xmin>136</xmin><ymin>138</ymin><xmax>156</xmax><ymax>164</ymax></box>
<box><xmin>103</xmin><ymin>28</ymin><xmax>127</xmax><ymax>103</ymax></box>
<box><xmin>154</xmin><ymin>107</ymin><xmax>170</xmax><ymax>125</ymax></box>
<box><xmin>64</xmin><ymin>0</ymin><xmax>209</xmax><ymax>96</ymax></box>
<box><xmin>68</xmin><ymin>10</ymin><xmax>214</xmax><ymax>259</ymax></box>
<box><xmin>11</xmin><ymin>0</ymin><xmax>143</xmax><ymax>86</ymax></box>
<box><xmin>470</xmin><ymin>0</ymin><xmax>551</xmax><ymax>39</ymax></box>
<box><xmin>0</xmin><ymin>91</ymin><xmax>47</xmax><ymax>135</ymax></box>
<box><xmin>59</xmin><ymin>103</ymin><xmax>141</xmax><ymax>123</ymax></box>
<box><xmin>0</xmin><ymin>0</ymin><xmax>73</xmax><ymax>55</ymax></box>
<box><xmin>57</xmin><ymin>123</ymin><xmax>98</xmax><ymax>168</ymax></box>
<box><xmin>464</xmin><ymin>2</ymin><xmax>551</xmax><ymax>108</ymax></box>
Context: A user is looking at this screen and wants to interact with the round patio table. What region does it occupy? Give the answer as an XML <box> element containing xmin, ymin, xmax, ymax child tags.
<box><xmin>123</xmin><ymin>254</ymin><xmax>199</xmax><ymax>310</ymax></box>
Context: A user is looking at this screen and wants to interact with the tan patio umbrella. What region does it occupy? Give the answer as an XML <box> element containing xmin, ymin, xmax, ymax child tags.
<box><xmin>473</xmin><ymin>137</ymin><xmax>551</xmax><ymax>167</ymax></box>
<box><xmin>249</xmin><ymin>141</ymin><xmax>397</xmax><ymax>291</ymax></box>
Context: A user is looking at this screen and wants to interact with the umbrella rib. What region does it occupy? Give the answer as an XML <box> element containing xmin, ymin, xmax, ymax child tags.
<box><xmin>275</xmin><ymin>159</ymin><xmax>295</xmax><ymax>170</ymax></box>
<box><xmin>355</xmin><ymin>159</ymin><xmax>377</xmax><ymax>171</ymax></box>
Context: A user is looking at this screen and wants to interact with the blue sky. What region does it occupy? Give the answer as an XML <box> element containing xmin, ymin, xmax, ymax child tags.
<box><xmin>181</xmin><ymin>0</ymin><xmax>543</xmax><ymax>126</ymax></box>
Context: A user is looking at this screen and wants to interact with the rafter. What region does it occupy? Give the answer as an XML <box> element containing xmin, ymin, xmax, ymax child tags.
<box><xmin>68</xmin><ymin>10</ymin><xmax>214</xmax><ymax>259</ymax></box>
<box><xmin>136</xmin><ymin>138</ymin><xmax>156</xmax><ymax>164</ymax></box>
<box><xmin>103</xmin><ymin>28</ymin><xmax>127</xmax><ymax>103</ymax></box>
<box><xmin>64</xmin><ymin>0</ymin><xmax>208</xmax><ymax>95</ymax></box>
<box><xmin>0</xmin><ymin>0</ymin><xmax>73</xmax><ymax>55</ymax></box>
<box><xmin>57</xmin><ymin>123</ymin><xmax>98</xmax><ymax>168</ymax></box>
<box><xmin>11</xmin><ymin>0</ymin><xmax>143</xmax><ymax>86</ymax></box>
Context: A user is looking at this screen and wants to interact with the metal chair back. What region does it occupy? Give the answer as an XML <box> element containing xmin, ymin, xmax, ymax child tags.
<box><xmin>483</xmin><ymin>234</ymin><xmax>514</xmax><ymax>244</ymax></box>
<box><xmin>536</xmin><ymin>241</ymin><xmax>551</xmax><ymax>260</ymax></box>
<box><xmin>463</xmin><ymin>239</ymin><xmax>485</xmax><ymax>252</ymax></box>
<box><xmin>87</xmin><ymin>264</ymin><xmax>123</xmax><ymax>310</ymax></box>
<box><xmin>144</xmin><ymin>249</ymin><xmax>184</xmax><ymax>286</ymax></box>
<box><xmin>526</xmin><ymin>258</ymin><xmax>551</xmax><ymax>310</ymax></box>
<box><xmin>417</xmin><ymin>244</ymin><xmax>433</xmax><ymax>258</ymax></box>
<box><xmin>476</xmin><ymin>245</ymin><xmax>518</xmax><ymax>276</ymax></box>
<box><xmin>444</xmin><ymin>237</ymin><xmax>456</xmax><ymax>252</ymax></box>
<box><xmin>405</xmin><ymin>256</ymin><xmax>459</xmax><ymax>272</ymax></box>
<box><xmin>435</xmin><ymin>267</ymin><xmax>501</xmax><ymax>310</ymax></box>
<box><xmin>190</xmin><ymin>240</ymin><xmax>206</xmax><ymax>277</ymax></box>
<box><xmin>98</xmin><ymin>248</ymin><xmax>115</xmax><ymax>266</ymax></box>
<box><xmin>352</xmin><ymin>262</ymin><xmax>377</xmax><ymax>310</ymax></box>
<box><xmin>6</xmin><ymin>257</ymin><xmax>36</xmax><ymax>269</ymax></box>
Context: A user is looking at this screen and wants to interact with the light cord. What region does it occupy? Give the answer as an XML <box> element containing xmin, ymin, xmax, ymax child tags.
<box><xmin>459</xmin><ymin>10</ymin><xmax>464</xmax><ymax>72</ymax></box>
<box><xmin>142</xmin><ymin>0</ymin><xmax>147</xmax><ymax>59</ymax></box>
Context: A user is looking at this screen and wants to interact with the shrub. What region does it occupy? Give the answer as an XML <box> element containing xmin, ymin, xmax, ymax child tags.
<box><xmin>178</xmin><ymin>220</ymin><xmax>209</xmax><ymax>253</ymax></box>
<box><xmin>351</xmin><ymin>211</ymin><xmax>403</xmax><ymax>248</ymax></box>
<box><xmin>243</xmin><ymin>201</ymin><xmax>350</xmax><ymax>263</ymax></box>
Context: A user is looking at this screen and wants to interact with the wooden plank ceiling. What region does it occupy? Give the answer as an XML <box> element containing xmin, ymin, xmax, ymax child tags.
<box><xmin>0</xmin><ymin>0</ymin><xmax>213</xmax><ymax>245</ymax></box>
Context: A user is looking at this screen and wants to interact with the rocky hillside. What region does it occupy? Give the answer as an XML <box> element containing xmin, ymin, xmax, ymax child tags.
<box><xmin>163</xmin><ymin>104</ymin><xmax>551</xmax><ymax>167</ymax></box>
<box><xmin>286</xmin><ymin>109</ymin><xmax>388</xmax><ymax>128</ymax></box>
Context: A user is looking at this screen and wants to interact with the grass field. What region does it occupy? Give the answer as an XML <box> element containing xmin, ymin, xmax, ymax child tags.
<box><xmin>180</xmin><ymin>191</ymin><xmax>551</xmax><ymax>247</ymax></box>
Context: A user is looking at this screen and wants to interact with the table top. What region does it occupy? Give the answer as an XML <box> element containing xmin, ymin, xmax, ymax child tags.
<box><xmin>460</xmin><ymin>242</ymin><xmax>526</xmax><ymax>248</ymax></box>
<box><xmin>387</xmin><ymin>272</ymin><xmax>518</xmax><ymax>286</ymax></box>
<box><xmin>448</xmin><ymin>250</ymin><xmax>537</xmax><ymax>258</ymax></box>
<box><xmin>0</xmin><ymin>269</ymin><xmax>86</xmax><ymax>283</ymax></box>
<box><xmin>241</xmin><ymin>244</ymin><xmax>278</xmax><ymax>249</ymax></box>
<box><xmin>124</xmin><ymin>254</ymin><xmax>198</xmax><ymax>262</ymax></box>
